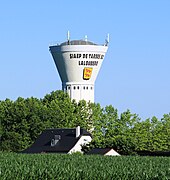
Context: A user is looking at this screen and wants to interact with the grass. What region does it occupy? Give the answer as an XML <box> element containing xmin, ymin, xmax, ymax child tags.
<box><xmin>1</xmin><ymin>152</ymin><xmax>170</xmax><ymax>180</ymax></box>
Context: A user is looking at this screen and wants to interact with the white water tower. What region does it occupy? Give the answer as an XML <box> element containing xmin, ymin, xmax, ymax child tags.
<box><xmin>49</xmin><ymin>32</ymin><xmax>109</xmax><ymax>102</ymax></box>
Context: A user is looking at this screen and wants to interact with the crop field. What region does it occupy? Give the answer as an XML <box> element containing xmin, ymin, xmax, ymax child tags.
<box><xmin>1</xmin><ymin>153</ymin><xmax>170</xmax><ymax>180</ymax></box>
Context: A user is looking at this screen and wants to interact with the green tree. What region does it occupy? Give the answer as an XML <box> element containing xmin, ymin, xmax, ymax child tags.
<box><xmin>1</xmin><ymin>90</ymin><xmax>170</xmax><ymax>153</ymax></box>
<box><xmin>42</xmin><ymin>90</ymin><xmax>76</xmax><ymax>128</ymax></box>
<box><xmin>160</xmin><ymin>113</ymin><xmax>170</xmax><ymax>150</ymax></box>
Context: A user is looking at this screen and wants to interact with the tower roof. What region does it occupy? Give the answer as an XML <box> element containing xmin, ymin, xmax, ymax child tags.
<box><xmin>60</xmin><ymin>40</ymin><xmax>97</xmax><ymax>46</ymax></box>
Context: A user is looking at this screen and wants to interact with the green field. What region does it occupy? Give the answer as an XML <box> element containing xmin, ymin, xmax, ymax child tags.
<box><xmin>1</xmin><ymin>153</ymin><xmax>170</xmax><ymax>180</ymax></box>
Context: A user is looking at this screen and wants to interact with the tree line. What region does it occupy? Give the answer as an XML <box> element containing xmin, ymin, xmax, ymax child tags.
<box><xmin>0</xmin><ymin>90</ymin><xmax>169</xmax><ymax>154</ymax></box>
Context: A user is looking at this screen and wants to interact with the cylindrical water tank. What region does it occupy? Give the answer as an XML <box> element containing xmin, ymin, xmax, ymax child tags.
<box><xmin>49</xmin><ymin>39</ymin><xmax>108</xmax><ymax>102</ymax></box>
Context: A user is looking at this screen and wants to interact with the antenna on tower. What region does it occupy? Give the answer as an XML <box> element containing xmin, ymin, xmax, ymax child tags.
<box><xmin>105</xmin><ymin>33</ymin><xmax>109</xmax><ymax>46</ymax></box>
<box><xmin>67</xmin><ymin>31</ymin><xmax>70</xmax><ymax>45</ymax></box>
<box><xmin>85</xmin><ymin>35</ymin><xmax>88</xmax><ymax>42</ymax></box>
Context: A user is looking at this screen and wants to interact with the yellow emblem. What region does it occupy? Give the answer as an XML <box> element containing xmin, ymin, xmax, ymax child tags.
<box><xmin>83</xmin><ymin>67</ymin><xmax>93</xmax><ymax>80</ymax></box>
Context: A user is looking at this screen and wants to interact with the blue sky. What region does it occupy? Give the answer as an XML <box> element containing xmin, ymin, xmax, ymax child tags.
<box><xmin>0</xmin><ymin>0</ymin><xmax>170</xmax><ymax>120</ymax></box>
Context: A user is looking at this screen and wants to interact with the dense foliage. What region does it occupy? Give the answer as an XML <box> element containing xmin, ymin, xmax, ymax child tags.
<box><xmin>0</xmin><ymin>90</ymin><xmax>170</xmax><ymax>153</ymax></box>
<box><xmin>1</xmin><ymin>153</ymin><xmax>170</xmax><ymax>180</ymax></box>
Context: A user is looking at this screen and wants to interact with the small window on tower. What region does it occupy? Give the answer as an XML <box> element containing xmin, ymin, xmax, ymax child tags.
<box><xmin>77</xmin><ymin>86</ymin><xmax>79</xmax><ymax>90</ymax></box>
<box><xmin>83</xmin><ymin>86</ymin><xmax>85</xmax><ymax>90</ymax></box>
<box><xmin>68</xmin><ymin>86</ymin><xmax>70</xmax><ymax>90</ymax></box>
<box><xmin>91</xmin><ymin>87</ymin><xmax>93</xmax><ymax>90</ymax></box>
<box><xmin>73</xmin><ymin>86</ymin><xmax>76</xmax><ymax>90</ymax></box>
<box><xmin>86</xmin><ymin>86</ymin><xmax>88</xmax><ymax>90</ymax></box>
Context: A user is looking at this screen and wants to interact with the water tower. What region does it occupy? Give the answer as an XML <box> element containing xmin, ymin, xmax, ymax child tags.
<box><xmin>49</xmin><ymin>32</ymin><xmax>109</xmax><ymax>102</ymax></box>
